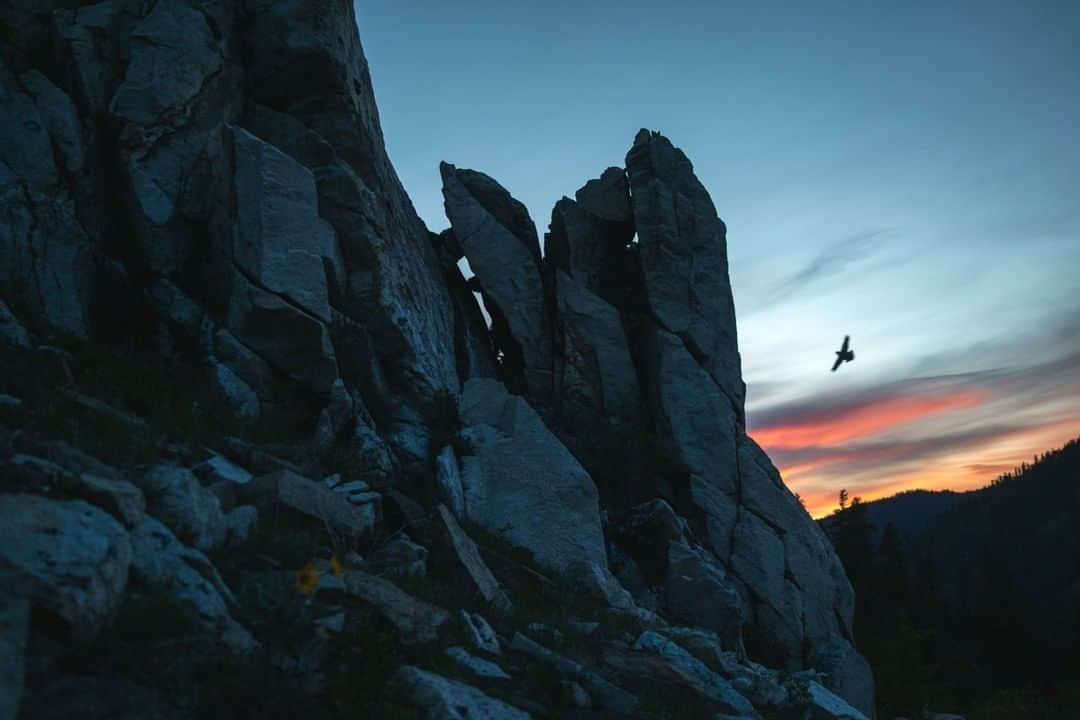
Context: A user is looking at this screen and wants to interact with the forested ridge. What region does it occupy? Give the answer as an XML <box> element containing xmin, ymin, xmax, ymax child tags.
<box><xmin>825</xmin><ymin>436</ymin><xmax>1080</xmax><ymax>718</ymax></box>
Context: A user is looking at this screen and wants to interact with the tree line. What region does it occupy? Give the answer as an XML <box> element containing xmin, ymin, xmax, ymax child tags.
<box><xmin>826</xmin><ymin>436</ymin><xmax>1080</xmax><ymax>719</ymax></box>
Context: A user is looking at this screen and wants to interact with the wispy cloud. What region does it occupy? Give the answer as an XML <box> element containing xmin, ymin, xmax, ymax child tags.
<box><xmin>749</xmin><ymin>346</ymin><xmax>1080</xmax><ymax>517</ymax></box>
<box><xmin>752</xmin><ymin>228</ymin><xmax>896</xmax><ymax>310</ymax></box>
<box><xmin>751</xmin><ymin>386</ymin><xmax>986</xmax><ymax>449</ymax></box>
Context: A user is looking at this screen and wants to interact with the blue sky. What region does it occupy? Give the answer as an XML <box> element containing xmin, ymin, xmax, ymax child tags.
<box><xmin>355</xmin><ymin>1</ymin><xmax>1080</xmax><ymax>514</ymax></box>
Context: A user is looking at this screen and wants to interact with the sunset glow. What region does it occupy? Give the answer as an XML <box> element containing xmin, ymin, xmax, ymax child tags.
<box><xmin>750</xmin><ymin>382</ymin><xmax>1080</xmax><ymax>518</ymax></box>
<box><xmin>751</xmin><ymin>391</ymin><xmax>987</xmax><ymax>450</ymax></box>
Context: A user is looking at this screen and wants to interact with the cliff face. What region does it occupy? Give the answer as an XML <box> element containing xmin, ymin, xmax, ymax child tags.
<box><xmin>0</xmin><ymin>1</ymin><xmax>873</xmax><ymax>718</ymax></box>
<box><xmin>443</xmin><ymin>131</ymin><xmax>870</xmax><ymax>704</ymax></box>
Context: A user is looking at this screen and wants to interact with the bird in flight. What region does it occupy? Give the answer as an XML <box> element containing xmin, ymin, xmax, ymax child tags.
<box><xmin>832</xmin><ymin>335</ymin><xmax>854</xmax><ymax>372</ymax></box>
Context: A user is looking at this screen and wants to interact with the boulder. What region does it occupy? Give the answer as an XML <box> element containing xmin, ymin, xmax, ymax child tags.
<box><xmin>33</xmin><ymin>441</ymin><xmax>123</xmax><ymax>482</ymax></box>
<box><xmin>365</xmin><ymin>533</ymin><xmax>428</xmax><ymax>581</ymax></box>
<box><xmin>665</xmin><ymin>627</ymin><xmax>789</xmax><ymax>709</ymax></box>
<box><xmin>139</xmin><ymin>465</ymin><xmax>227</xmax><ymax>552</ymax></box>
<box><xmin>225</xmin><ymin>124</ymin><xmax>338</xmax><ymax>324</ymax></box>
<box><xmin>224</xmin><ymin>506</ymin><xmax>258</xmax><ymax>548</ymax></box>
<box><xmin>509</xmin><ymin>633</ymin><xmax>638</xmax><ymax>715</ymax></box>
<box><xmin>326</xmin><ymin>476</ymin><xmax>382</xmax><ymax>508</ymax></box>
<box><xmin>566</xmin><ymin>561</ymin><xmax>635</xmax><ymax>611</ymax></box>
<box><xmin>633</xmin><ymin>632</ymin><xmax>755</xmax><ymax>716</ymax></box>
<box><xmin>4</xmin><ymin>454</ymin><xmax>144</xmax><ymax>528</ymax></box>
<box><xmin>458</xmin><ymin>378</ymin><xmax>607</xmax><ymax>577</ymax></box>
<box><xmin>440</xmin><ymin>163</ymin><xmax>552</xmax><ymax>401</ymax></box>
<box><xmin>19</xmin><ymin>70</ymin><xmax>85</xmax><ymax>175</ymax></box>
<box><xmin>625</xmin><ymin>129</ymin><xmax>744</xmax><ymax>413</ymax></box>
<box><xmin>242</xmin><ymin>469</ymin><xmax>376</xmax><ymax>539</ymax></box>
<box><xmin>809</xmin><ymin>634</ymin><xmax>876</xmax><ymax>720</ymax></box>
<box><xmin>665</xmin><ymin>541</ymin><xmax>745</xmax><ymax>646</ymax></box>
<box><xmin>209</xmin><ymin>364</ymin><xmax>261</xmax><ymax>422</ymax></box>
<box><xmin>69</xmin><ymin>474</ymin><xmax>147</xmax><ymax>530</ymax></box>
<box><xmin>386</xmin><ymin>666</ymin><xmax>531</xmax><ymax>719</ymax></box>
<box><xmin>434</xmin><ymin>445</ymin><xmax>466</xmax><ymax>520</ymax></box>
<box><xmin>460</xmin><ymin>611</ymin><xmax>501</xmax><ymax>655</ymax></box>
<box><xmin>129</xmin><ymin>514</ymin><xmax>256</xmax><ymax>656</ymax></box>
<box><xmin>601</xmin><ymin>631</ymin><xmax>755</xmax><ymax>717</ymax></box>
<box><xmin>225</xmin><ymin>247</ymin><xmax>339</xmax><ymax>395</ymax></box>
<box><xmin>310</xmin><ymin>378</ymin><xmax>354</xmax><ymax>452</ymax></box>
<box><xmin>0</xmin><ymin>495</ymin><xmax>131</xmax><ymax>641</ymax></box>
<box><xmin>191</xmin><ymin>454</ymin><xmax>252</xmax><ymax>488</ymax></box>
<box><xmin>444</xmin><ymin>646</ymin><xmax>511</xmax><ymax>681</ymax></box>
<box><xmin>433</xmin><ymin>504</ymin><xmax>512</xmax><ymax>614</ymax></box>
<box><xmin>342</xmin><ymin>571</ymin><xmax>450</xmax><ymax>646</ymax></box>
<box><xmin>795</xmin><ymin>680</ymin><xmax>870</xmax><ymax>720</ymax></box>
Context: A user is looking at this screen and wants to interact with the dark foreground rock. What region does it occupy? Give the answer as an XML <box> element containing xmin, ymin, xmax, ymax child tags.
<box><xmin>0</xmin><ymin>0</ymin><xmax>875</xmax><ymax>716</ymax></box>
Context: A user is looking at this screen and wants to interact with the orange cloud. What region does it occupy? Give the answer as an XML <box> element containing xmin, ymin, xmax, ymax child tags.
<box><xmin>794</xmin><ymin>417</ymin><xmax>1080</xmax><ymax>518</ymax></box>
<box><xmin>747</xmin><ymin>350</ymin><xmax>1080</xmax><ymax>519</ymax></box>
<box><xmin>752</xmin><ymin>390</ymin><xmax>987</xmax><ymax>449</ymax></box>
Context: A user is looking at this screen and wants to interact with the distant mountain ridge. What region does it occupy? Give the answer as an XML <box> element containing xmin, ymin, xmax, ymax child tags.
<box><xmin>821</xmin><ymin>435</ymin><xmax>1080</xmax><ymax>556</ymax></box>
<box><xmin>820</xmin><ymin>435</ymin><xmax>1080</xmax><ymax>717</ymax></box>
<box><xmin>819</xmin><ymin>488</ymin><xmax>964</xmax><ymax>545</ymax></box>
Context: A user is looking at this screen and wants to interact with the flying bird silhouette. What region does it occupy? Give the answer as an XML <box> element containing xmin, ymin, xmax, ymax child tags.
<box><xmin>831</xmin><ymin>335</ymin><xmax>854</xmax><ymax>372</ymax></box>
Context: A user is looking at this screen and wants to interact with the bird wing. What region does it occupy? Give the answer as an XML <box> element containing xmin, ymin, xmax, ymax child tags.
<box><xmin>832</xmin><ymin>355</ymin><xmax>843</xmax><ymax>372</ymax></box>
<box><xmin>841</xmin><ymin>335</ymin><xmax>850</xmax><ymax>352</ymax></box>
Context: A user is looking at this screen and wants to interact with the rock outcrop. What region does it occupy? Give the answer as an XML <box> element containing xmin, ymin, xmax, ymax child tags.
<box><xmin>626</xmin><ymin>130</ymin><xmax>745</xmax><ymax>414</ymax></box>
<box><xmin>0</xmin><ymin>1</ymin><xmax>874</xmax><ymax>717</ymax></box>
<box><xmin>436</xmin><ymin>130</ymin><xmax>868</xmax><ymax>710</ymax></box>
<box><xmin>441</xmin><ymin>163</ymin><xmax>553</xmax><ymax>404</ymax></box>
<box><xmin>458</xmin><ymin>378</ymin><xmax>607</xmax><ymax>578</ymax></box>
<box><xmin>0</xmin><ymin>495</ymin><xmax>131</xmax><ymax>642</ymax></box>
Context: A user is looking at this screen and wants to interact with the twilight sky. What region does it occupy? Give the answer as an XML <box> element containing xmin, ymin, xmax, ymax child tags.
<box><xmin>355</xmin><ymin>1</ymin><xmax>1080</xmax><ymax>517</ymax></box>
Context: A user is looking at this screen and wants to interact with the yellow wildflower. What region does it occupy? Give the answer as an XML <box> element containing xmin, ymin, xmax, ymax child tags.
<box><xmin>296</xmin><ymin>561</ymin><xmax>321</xmax><ymax>595</ymax></box>
<box><xmin>329</xmin><ymin>554</ymin><xmax>343</xmax><ymax>578</ymax></box>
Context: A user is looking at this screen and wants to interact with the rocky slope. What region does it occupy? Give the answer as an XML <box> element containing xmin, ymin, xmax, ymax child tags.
<box><xmin>1</xmin><ymin>1</ymin><xmax>873</xmax><ymax>718</ymax></box>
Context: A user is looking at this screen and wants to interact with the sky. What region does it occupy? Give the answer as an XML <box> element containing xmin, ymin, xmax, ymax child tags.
<box><xmin>355</xmin><ymin>1</ymin><xmax>1080</xmax><ymax>517</ymax></box>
